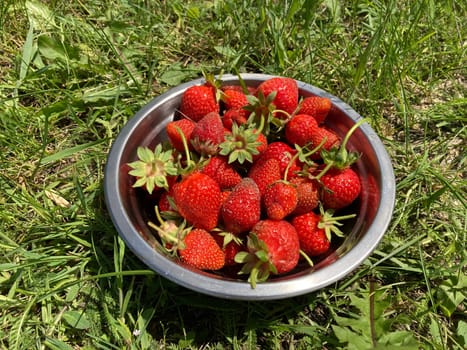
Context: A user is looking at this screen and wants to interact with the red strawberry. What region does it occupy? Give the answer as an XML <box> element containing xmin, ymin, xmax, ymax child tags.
<box><xmin>235</xmin><ymin>219</ymin><xmax>300</xmax><ymax>287</ymax></box>
<box><xmin>221</xmin><ymin>178</ymin><xmax>261</xmax><ymax>234</ymax></box>
<box><xmin>221</xmin><ymin>88</ymin><xmax>249</xmax><ymax>116</ymax></box>
<box><xmin>222</xmin><ymin>108</ymin><xmax>248</xmax><ymax>130</ymax></box>
<box><xmin>284</xmin><ymin>114</ymin><xmax>319</xmax><ymax>147</ymax></box>
<box><xmin>291</xmin><ymin>212</ymin><xmax>330</xmax><ymax>257</ymax></box>
<box><xmin>319</xmin><ymin>167</ymin><xmax>361</xmax><ymax>209</ymax></box>
<box><xmin>259</xmin><ymin>142</ymin><xmax>301</xmax><ymax>179</ymax></box>
<box><xmin>253</xmin><ymin>132</ymin><xmax>268</xmax><ymax>161</ymax></box>
<box><xmin>172</xmin><ymin>172</ymin><xmax>221</xmax><ymax>230</ymax></box>
<box><xmin>190</xmin><ymin>112</ymin><xmax>225</xmax><ymax>155</ymax></box>
<box><xmin>256</xmin><ymin>77</ymin><xmax>299</xmax><ymax>118</ymax></box>
<box><xmin>247</xmin><ymin>157</ymin><xmax>281</xmax><ymax>195</ymax></box>
<box><xmin>179</xmin><ymin>84</ymin><xmax>219</xmax><ymax>122</ymax></box>
<box><xmin>309</xmin><ymin>126</ymin><xmax>340</xmax><ymax>159</ymax></box>
<box><xmin>179</xmin><ymin>228</ymin><xmax>225</xmax><ymax>270</ymax></box>
<box><xmin>290</xmin><ymin>177</ymin><xmax>319</xmax><ymax>215</ymax></box>
<box><xmin>200</xmin><ymin>156</ymin><xmax>242</xmax><ymax>190</ymax></box>
<box><xmin>262</xmin><ymin>181</ymin><xmax>298</xmax><ymax>220</ymax></box>
<box><xmin>158</xmin><ymin>190</ymin><xmax>174</xmax><ymax>212</ymax></box>
<box><xmin>166</xmin><ymin>118</ymin><xmax>196</xmax><ymax>152</ymax></box>
<box><xmin>213</xmin><ymin>232</ymin><xmax>245</xmax><ymax>267</ymax></box>
<box><xmin>221</xmin><ymin>85</ymin><xmax>256</xmax><ymax>95</ymax></box>
<box><xmin>298</xmin><ymin>96</ymin><xmax>332</xmax><ymax>124</ymax></box>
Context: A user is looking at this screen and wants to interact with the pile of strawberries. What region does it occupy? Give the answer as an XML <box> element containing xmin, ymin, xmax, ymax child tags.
<box><xmin>128</xmin><ymin>74</ymin><xmax>364</xmax><ymax>288</ymax></box>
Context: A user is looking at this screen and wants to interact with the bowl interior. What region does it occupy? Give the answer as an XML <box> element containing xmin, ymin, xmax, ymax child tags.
<box><xmin>105</xmin><ymin>73</ymin><xmax>395</xmax><ymax>300</ymax></box>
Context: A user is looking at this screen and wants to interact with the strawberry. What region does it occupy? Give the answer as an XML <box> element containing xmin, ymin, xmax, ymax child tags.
<box><xmin>247</xmin><ymin>157</ymin><xmax>281</xmax><ymax>195</ymax></box>
<box><xmin>222</xmin><ymin>85</ymin><xmax>256</xmax><ymax>95</ymax></box>
<box><xmin>291</xmin><ymin>208</ymin><xmax>356</xmax><ymax>257</ymax></box>
<box><xmin>291</xmin><ymin>212</ymin><xmax>330</xmax><ymax>257</ymax></box>
<box><xmin>309</xmin><ymin>126</ymin><xmax>340</xmax><ymax>159</ymax></box>
<box><xmin>235</xmin><ymin>219</ymin><xmax>300</xmax><ymax>288</ymax></box>
<box><xmin>158</xmin><ymin>190</ymin><xmax>174</xmax><ymax>212</ymax></box>
<box><xmin>221</xmin><ymin>178</ymin><xmax>261</xmax><ymax>234</ymax></box>
<box><xmin>297</xmin><ymin>96</ymin><xmax>332</xmax><ymax>124</ymax></box>
<box><xmin>284</xmin><ymin>114</ymin><xmax>319</xmax><ymax>147</ymax></box>
<box><xmin>290</xmin><ymin>177</ymin><xmax>319</xmax><ymax>215</ymax></box>
<box><xmin>190</xmin><ymin>112</ymin><xmax>225</xmax><ymax>155</ymax></box>
<box><xmin>172</xmin><ymin>172</ymin><xmax>221</xmax><ymax>231</ymax></box>
<box><xmin>221</xmin><ymin>88</ymin><xmax>249</xmax><ymax>117</ymax></box>
<box><xmin>179</xmin><ymin>84</ymin><xmax>219</xmax><ymax>122</ymax></box>
<box><xmin>166</xmin><ymin>118</ymin><xmax>196</xmax><ymax>152</ymax></box>
<box><xmin>259</xmin><ymin>142</ymin><xmax>301</xmax><ymax>179</ymax></box>
<box><xmin>200</xmin><ymin>156</ymin><xmax>242</xmax><ymax>190</ymax></box>
<box><xmin>213</xmin><ymin>232</ymin><xmax>245</xmax><ymax>267</ymax></box>
<box><xmin>127</xmin><ymin>145</ymin><xmax>178</xmax><ymax>194</ymax></box>
<box><xmin>262</xmin><ymin>181</ymin><xmax>298</xmax><ymax>220</ymax></box>
<box><xmin>256</xmin><ymin>77</ymin><xmax>299</xmax><ymax>118</ymax></box>
<box><xmin>319</xmin><ymin>167</ymin><xmax>361</xmax><ymax>209</ymax></box>
<box><xmin>179</xmin><ymin>228</ymin><xmax>225</xmax><ymax>270</ymax></box>
<box><xmin>222</xmin><ymin>108</ymin><xmax>248</xmax><ymax>130</ymax></box>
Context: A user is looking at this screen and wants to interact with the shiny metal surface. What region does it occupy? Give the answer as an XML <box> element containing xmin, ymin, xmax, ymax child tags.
<box><xmin>104</xmin><ymin>73</ymin><xmax>396</xmax><ymax>300</ymax></box>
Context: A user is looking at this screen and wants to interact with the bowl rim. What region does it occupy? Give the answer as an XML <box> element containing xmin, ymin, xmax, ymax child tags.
<box><xmin>104</xmin><ymin>73</ymin><xmax>396</xmax><ymax>300</ymax></box>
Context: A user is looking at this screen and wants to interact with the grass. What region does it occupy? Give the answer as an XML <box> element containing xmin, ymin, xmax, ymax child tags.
<box><xmin>0</xmin><ymin>0</ymin><xmax>465</xmax><ymax>348</ymax></box>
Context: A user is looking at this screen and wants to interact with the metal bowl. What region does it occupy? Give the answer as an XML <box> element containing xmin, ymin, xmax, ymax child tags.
<box><xmin>104</xmin><ymin>73</ymin><xmax>395</xmax><ymax>300</ymax></box>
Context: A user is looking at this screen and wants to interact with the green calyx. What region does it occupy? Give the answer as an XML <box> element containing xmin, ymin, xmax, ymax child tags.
<box><xmin>219</xmin><ymin>123</ymin><xmax>264</xmax><ymax>164</ymax></box>
<box><xmin>315</xmin><ymin>118</ymin><xmax>366</xmax><ymax>180</ymax></box>
<box><xmin>317</xmin><ymin>205</ymin><xmax>356</xmax><ymax>241</ymax></box>
<box><xmin>128</xmin><ymin>144</ymin><xmax>178</xmax><ymax>194</ymax></box>
<box><xmin>234</xmin><ymin>233</ymin><xmax>277</xmax><ymax>289</ymax></box>
<box><xmin>148</xmin><ymin>206</ymin><xmax>190</xmax><ymax>256</ymax></box>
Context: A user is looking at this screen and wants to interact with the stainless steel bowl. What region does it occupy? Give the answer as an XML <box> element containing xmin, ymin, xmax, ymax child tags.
<box><xmin>104</xmin><ymin>73</ymin><xmax>395</xmax><ymax>300</ymax></box>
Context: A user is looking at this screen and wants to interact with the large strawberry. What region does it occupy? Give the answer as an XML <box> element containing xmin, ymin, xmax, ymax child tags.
<box><xmin>284</xmin><ymin>113</ymin><xmax>319</xmax><ymax>147</ymax></box>
<box><xmin>200</xmin><ymin>156</ymin><xmax>242</xmax><ymax>190</ymax></box>
<box><xmin>178</xmin><ymin>228</ymin><xmax>225</xmax><ymax>270</ymax></box>
<box><xmin>247</xmin><ymin>157</ymin><xmax>282</xmax><ymax>195</ymax></box>
<box><xmin>256</xmin><ymin>77</ymin><xmax>299</xmax><ymax>118</ymax></box>
<box><xmin>190</xmin><ymin>112</ymin><xmax>225</xmax><ymax>155</ymax></box>
<box><xmin>291</xmin><ymin>208</ymin><xmax>356</xmax><ymax>257</ymax></box>
<box><xmin>221</xmin><ymin>88</ymin><xmax>250</xmax><ymax>118</ymax></box>
<box><xmin>259</xmin><ymin>141</ymin><xmax>301</xmax><ymax>179</ymax></box>
<box><xmin>308</xmin><ymin>126</ymin><xmax>340</xmax><ymax>159</ymax></box>
<box><xmin>179</xmin><ymin>84</ymin><xmax>219</xmax><ymax>122</ymax></box>
<box><xmin>262</xmin><ymin>180</ymin><xmax>298</xmax><ymax>220</ymax></box>
<box><xmin>297</xmin><ymin>96</ymin><xmax>332</xmax><ymax>125</ymax></box>
<box><xmin>166</xmin><ymin>118</ymin><xmax>196</xmax><ymax>152</ymax></box>
<box><xmin>291</xmin><ymin>211</ymin><xmax>330</xmax><ymax>257</ymax></box>
<box><xmin>235</xmin><ymin>219</ymin><xmax>300</xmax><ymax>288</ymax></box>
<box><xmin>172</xmin><ymin>172</ymin><xmax>221</xmax><ymax>231</ymax></box>
<box><xmin>319</xmin><ymin>167</ymin><xmax>361</xmax><ymax>209</ymax></box>
<box><xmin>147</xmin><ymin>211</ymin><xmax>224</xmax><ymax>270</ymax></box>
<box><xmin>221</xmin><ymin>178</ymin><xmax>261</xmax><ymax>234</ymax></box>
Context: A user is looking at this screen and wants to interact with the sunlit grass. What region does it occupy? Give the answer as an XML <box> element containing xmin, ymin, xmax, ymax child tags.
<box><xmin>0</xmin><ymin>0</ymin><xmax>465</xmax><ymax>349</ymax></box>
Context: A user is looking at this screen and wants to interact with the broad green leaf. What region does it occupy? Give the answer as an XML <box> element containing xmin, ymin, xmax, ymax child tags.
<box><xmin>62</xmin><ymin>310</ymin><xmax>91</xmax><ymax>330</ymax></box>
<box><xmin>159</xmin><ymin>67</ymin><xmax>197</xmax><ymax>86</ymax></box>
<box><xmin>37</xmin><ymin>35</ymin><xmax>79</xmax><ymax>62</ymax></box>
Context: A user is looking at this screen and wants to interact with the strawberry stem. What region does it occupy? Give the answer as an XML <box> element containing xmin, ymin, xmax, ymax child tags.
<box><xmin>300</xmin><ymin>249</ymin><xmax>314</xmax><ymax>267</ymax></box>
